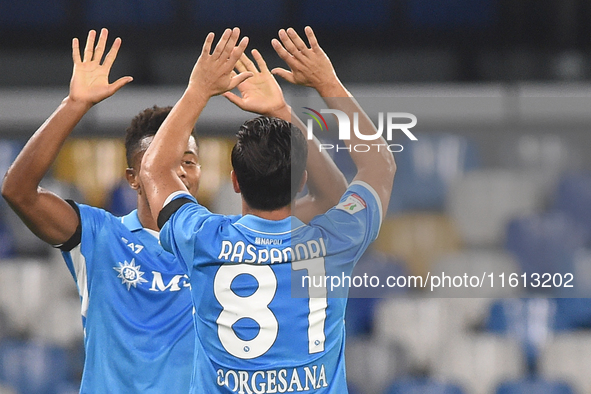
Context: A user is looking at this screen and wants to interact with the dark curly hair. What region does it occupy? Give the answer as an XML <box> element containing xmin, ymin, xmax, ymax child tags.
<box><xmin>231</xmin><ymin>116</ymin><xmax>308</xmax><ymax>211</ymax></box>
<box><xmin>124</xmin><ymin>105</ymin><xmax>198</xmax><ymax>167</ymax></box>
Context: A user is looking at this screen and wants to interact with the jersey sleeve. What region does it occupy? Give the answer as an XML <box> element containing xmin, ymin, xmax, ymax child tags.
<box><xmin>60</xmin><ymin>202</ymin><xmax>110</xmax><ymax>318</ymax></box>
<box><xmin>59</xmin><ymin>202</ymin><xmax>109</xmax><ymax>275</ymax></box>
<box><xmin>55</xmin><ymin>200</ymin><xmax>81</xmax><ymax>252</ymax></box>
<box><xmin>159</xmin><ymin>192</ymin><xmax>213</xmax><ymax>274</ymax></box>
<box><xmin>309</xmin><ymin>180</ymin><xmax>383</xmax><ymax>265</ymax></box>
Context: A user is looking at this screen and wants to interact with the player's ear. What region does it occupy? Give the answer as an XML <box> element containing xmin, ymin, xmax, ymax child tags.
<box><xmin>298</xmin><ymin>170</ymin><xmax>308</xmax><ymax>193</ymax></box>
<box><xmin>230</xmin><ymin>170</ymin><xmax>241</xmax><ymax>193</ymax></box>
<box><xmin>126</xmin><ymin>168</ymin><xmax>140</xmax><ymax>190</ymax></box>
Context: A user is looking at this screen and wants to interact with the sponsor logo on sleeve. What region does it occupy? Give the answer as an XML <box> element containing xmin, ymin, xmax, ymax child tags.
<box><xmin>336</xmin><ymin>193</ymin><xmax>366</xmax><ymax>215</ymax></box>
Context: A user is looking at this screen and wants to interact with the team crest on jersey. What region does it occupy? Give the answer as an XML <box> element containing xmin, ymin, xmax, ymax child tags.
<box><xmin>336</xmin><ymin>193</ymin><xmax>366</xmax><ymax>215</ymax></box>
<box><xmin>113</xmin><ymin>258</ymin><xmax>148</xmax><ymax>290</ymax></box>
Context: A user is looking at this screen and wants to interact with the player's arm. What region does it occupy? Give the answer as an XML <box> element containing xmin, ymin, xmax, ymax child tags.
<box><xmin>140</xmin><ymin>28</ymin><xmax>251</xmax><ymax>223</ymax></box>
<box><xmin>223</xmin><ymin>51</ymin><xmax>347</xmax><ymax>223</ymax></box>
<box><xmin>1</xmin><ymin>29</ymin><xmax>133</xmax><ymax>245</ymax></box>
<box><xmin>271</xmin><ymin>27</ymin><xmax>395</xmax><ymax>218</ymax></box>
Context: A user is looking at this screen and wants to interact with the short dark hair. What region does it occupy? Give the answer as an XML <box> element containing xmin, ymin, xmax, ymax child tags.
<box><xmin>231</xmin><ymin>116</ymin><xmax>308</xmax><ymax>211</ymax></box>
<box><xmin>124</xmin><ymin>105</ymin><xmax>198</xmax><ymax>167</ymax></box>
<box><xmin>125</xmin><ymin>105</ymin><xmax>172</xmax><ymax>167</ymax></box>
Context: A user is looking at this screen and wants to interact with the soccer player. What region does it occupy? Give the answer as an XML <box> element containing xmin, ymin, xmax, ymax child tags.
<box><xmin>1</xmin><ymin>28</ymin><xmax>195</xmax><ymax>393</ymax></box>
<box><xmin>1</xmin><ymin>28</ymin><xmax>346</xmax><ymax>393</ymax></box>
<box><xmin>140</xmin><ymin>26</ymin><xmax>395</xmax><ymax>394</ymax></box>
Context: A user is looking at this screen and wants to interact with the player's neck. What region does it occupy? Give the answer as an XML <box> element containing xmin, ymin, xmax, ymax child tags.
<box><xmin>242</xmin><ymin>201</ymin><xmax>291</xmax><ymax>221</ymax></box>
<box><xmin>137</xmin><ymin>194</ymin><xmax>159</xmax><ymax>231</ymax></box>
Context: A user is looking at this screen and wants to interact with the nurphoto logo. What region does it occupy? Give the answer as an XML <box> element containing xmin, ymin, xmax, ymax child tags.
<box><xmin>302</xmin><ymin>108</ymin><xmax>418</xmax><ymax>152</ymax></box>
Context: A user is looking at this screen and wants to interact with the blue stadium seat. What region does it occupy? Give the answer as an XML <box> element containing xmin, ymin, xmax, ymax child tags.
<box><xmin>0</xmin><ymin>140</ymin><xmax>23</xmax><ymax>258</ymax></box>
<box><xmin>387</xmin><ymin>132</ymin><xmax>480</xmax><ymax>213</ymax></box>
<box><xmin>0</xmin><ymin>139</ymin><xmax>24</xmax><ymax>211</ymax></box>
<box><xmin>0</xmin><ymin>218</ymin><xmax>15</xmax><ymax>259</ymax></box>
<box><xmin>486</xmin><ymin>299</ymin><xmax>557</xmax><ymax>372</ymax></box>
<box><xmin>345</xmin><ymin>250</ymin><xmax>407</xmax><ymax>337</ymax></box>
<box><xmin>553</xmin><ymin>298</ymin><xmax>591</xmax><ymax>331</ymax></box>
<box><xmin>0</xmin><ymin>140</ymin><xmax>23</xmax><ymax>189</ymax></box>
<box><xmin>495</xmin><ymin>378</ymin><xmax>574</xmax><ymax>394</ymax></box>
<box><xmin>345</xmin><ymin>298</ymin><xmax>381</xmax><ymax>338</ymax></box>
<box><xmin>105</xmin><ymin>180</ymin><xmax>137</xmax><ymax>217</ymax></box>
<box><xmin>348</xmin><ymin>249</ymin><xmax>408</xmax><ymax>298</ymax></box>
<box><xmin>554</xmin><ymin>172</ymin><xmax>591</xmax><ymax>239</ymax></box>
<box><xmin>0</xmin><ymin>339</ymin><xmax>70</xmax><ymax>394</ymax></box>
<box><xmin>505</xmin><ymin>211</ymin><xmax>587</xmax><ymax>279</ymax></box>
<box><xmin>385</xmin><ymin>377</ymin><xmax>466</xmax><ymax>394</ymax></box>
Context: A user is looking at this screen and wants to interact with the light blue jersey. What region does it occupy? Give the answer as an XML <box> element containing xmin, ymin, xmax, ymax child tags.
<box><xmin>61</xmin><ymin>203</ymin><xmax>194</xmax><ymax>393</ymax></box>
<box><xmin>160</xmin><ymin>181</ymin><xmax>382</xmax><ymax>394</ymax></box>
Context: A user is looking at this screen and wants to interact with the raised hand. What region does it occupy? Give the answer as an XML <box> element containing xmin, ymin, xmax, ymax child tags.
<box><xmin>271</xmin><ymin>26</ymin><xmax>338</xmax><ymax>90</ymax></box>
<box><xmin>222</xmin><ymin>50</ymin><xmax>289</xmax><ymax>118</ymax></box>
<box><xmin>187</xmin><ymin>27</ymin><xmax>252</xmax><ymax>100</ymax></box>
<box><xmin>69</xmin><ymin>28</ymin><xmax>133</xmax><ymax>107</ymax></box>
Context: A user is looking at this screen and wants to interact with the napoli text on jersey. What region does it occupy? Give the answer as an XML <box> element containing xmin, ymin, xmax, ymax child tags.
<box><xmin>61</xmin><ymin>204</ymin><xmax>194</xmax><ymax>393</ymax></box>
<box><xmin>160</xmin><ymin>181</ymin><xmax>382</xmax><ymax>394</ymax></box>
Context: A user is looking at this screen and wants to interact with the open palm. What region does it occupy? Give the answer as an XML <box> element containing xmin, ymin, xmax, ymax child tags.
<box><xmin>223</xmin><ymin>50</ymin><xmax>288</xmax><ymax>117</ymax></box>
<box><xmin>69</xmin><ymin>29</ymin><xmax>132</xmax><ymax>106</ymax></box>
<box><xmin>271</xmin><ymin>27</ymin><xmax>337</xmax><ymax>90</ymax></box>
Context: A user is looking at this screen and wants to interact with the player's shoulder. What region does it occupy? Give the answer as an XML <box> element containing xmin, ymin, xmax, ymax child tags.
<box><xmin>83</xmin><ymin>203</ymin><xmax>121</xmax><ymax>219</ymax></box>
<box><xmin>225</xmin><ymin>214</ymin><xmax>242</xmax><ymax>224</ymax></box>
<box><xmin>315</xmin><ymin>181</ymin><xmax>382</xmax><ymax>221</ymax></box>
<box><xmin>173</xmin><ymin>201</ymin><xmax>236</xmax><ymax>227</ymax></box>
<box><xmin>334</xmin><ymin>181</ymin><xmax>381</xmax><ymax>220</ymax></box>
<box><xmin>306</xmin><ymin>181</ymin><xmax>383</xmax><ymax>243</ymax></box>
<box><xmin>343</xmin><ymin>181</ymin><xmax>382</xmax><ymax>210</ymax></box>
<box><xmin>202</xmin><ymin>213</ymin><xmax>242</xmax><ymax>237</ymax></box>
<box><xmin>75</xmin><ymin>202</ymin><xmax>131</xmax><ymax>231</ymax></box>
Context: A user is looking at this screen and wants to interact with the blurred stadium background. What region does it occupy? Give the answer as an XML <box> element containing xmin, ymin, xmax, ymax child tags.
<box><xmin>2</xmin><ymin>1</ymin><xmax>591</xmax><ymax>393</ymax></box>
